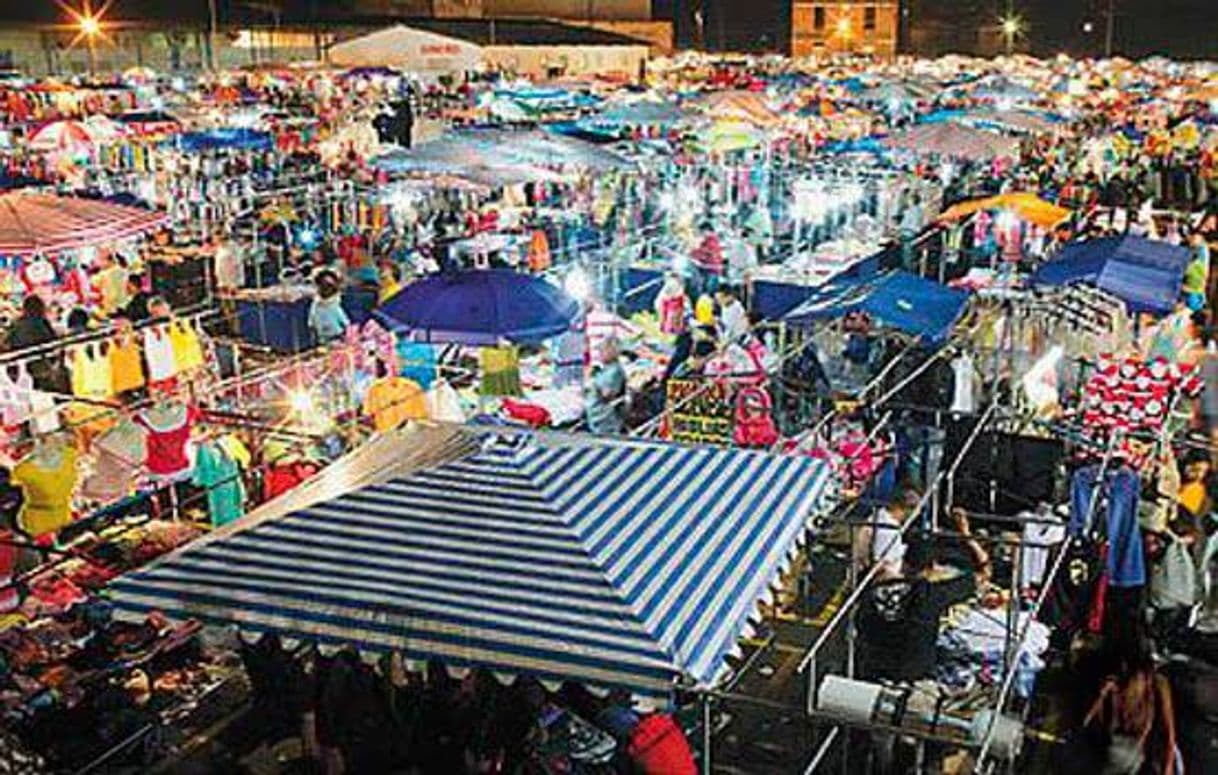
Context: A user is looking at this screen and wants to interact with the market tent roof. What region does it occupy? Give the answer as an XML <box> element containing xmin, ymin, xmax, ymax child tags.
<box><xmin>693</xmin><ymin>90</ymin><xmax>781</xmax><ymax>126</ymax></box>
<box><xmin>173</xmin><ymin>128</ymin><xmax>274</xmax><ymax>152</ymax></box>
<box><xmin>374</xmin><ymin>268</ymin><xmax>580</xmax><ymax>345</ymax></box>
<box><xmin>954</xmin><ymin>108</ymin><xmax>1059</xmax><ymax>134</ymax></box>
<box><xmin>108</xmin><ymin>429</ymin><xmax>830</xmax><ymax>705</ymax></box>
<box><xmin>855</xmin><ymin>81</ymin><xmax>935</xmax><ymax>104</ymax></box>
<box><xmin>0</xmin><ymin>192</ymin><xmax>167</xmax><ymax>255</ymax></box>
<box><xmin>27</xmin><ymin>120</ymin><xmax>94</xmax><ymax>152</ymax></box>
<box><xmin>328</xmin><ymin>24</ymin><xmax>482</xmax><ymax>73</ymax></box>
<box><xmin>969</xmin><ymin>76</ymin><xmax>1039</xmax><ymax>103</ymax></box>
<box><xmin>880</xmin><ymin>122</ymin><xmax>1019</xmax><ymax>160</ymax></box>
<box><xmin>784</xmin><ymin>270</ymin><xmax>970</xmax><ymax>345</ymax></box>
<box><xmin>373</xmin><ymin>128</ymin><xmax>629</xmax><ymax>179</ymax></box>
<box><xmin>938</xmin><ymin>192</ymin><xmax>1071</xmax><ymax>229</ymax></box>
<box><xmin>1031</xmin><ymin>235</ymin><xmax>1191</xmax><ymax>315</ymax></box>
<box><xmin>590</xmin><ymin>99</ymin><xmax>690</xmax><ymax>127</ymax></box>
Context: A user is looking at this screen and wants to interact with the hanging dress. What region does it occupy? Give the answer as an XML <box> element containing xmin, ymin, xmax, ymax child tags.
<box><xmin>142</xmin><ymin>324</ymin><xmax>178</xmax><ymax>384</ymax></box>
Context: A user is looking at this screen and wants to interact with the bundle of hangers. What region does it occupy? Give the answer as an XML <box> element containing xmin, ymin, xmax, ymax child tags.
<box><xmin>1013</xmin><ymin>285</ymin><xmax>1125</xmax><ymax>337</ymax></box>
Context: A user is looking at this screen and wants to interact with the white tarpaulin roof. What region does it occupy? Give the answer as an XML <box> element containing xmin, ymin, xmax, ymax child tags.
<box><xmin>329</xmin><ymin>25</ymin><xmax>482</xmax><ymax>73</ymax></box>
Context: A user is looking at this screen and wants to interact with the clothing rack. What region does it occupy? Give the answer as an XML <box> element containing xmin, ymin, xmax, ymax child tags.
<box><xmin>0</xmin><ymin>306</ymin><xmax>218</xmax><ymax>371</ymax></box>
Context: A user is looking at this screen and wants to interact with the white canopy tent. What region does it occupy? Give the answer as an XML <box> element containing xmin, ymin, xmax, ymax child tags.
<box><xmin>328</xmin><ymin>25</ymin><xmax>483</xmax><ymax>74</ymax></box>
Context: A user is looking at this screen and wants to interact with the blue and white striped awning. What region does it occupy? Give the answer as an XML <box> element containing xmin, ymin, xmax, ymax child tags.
<box><xmin>109</xmin><ymin>435</ymin><xmax>828</xmax><ymax>705</ymax></box>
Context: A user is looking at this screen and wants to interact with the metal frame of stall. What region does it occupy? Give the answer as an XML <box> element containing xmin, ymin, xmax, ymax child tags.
<box><xmin>791</xmin><ymin>394</ymin><xmax>1131</xmax><ymax>775</ymax></box>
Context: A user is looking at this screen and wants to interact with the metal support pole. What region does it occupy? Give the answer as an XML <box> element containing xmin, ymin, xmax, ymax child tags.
<box><xmin>701</xmin><ymin>693</ymin><xmax>712</xmax><ymax>774</ymax></box>
<box><xmin>1104</xmin><ymin>0</ymin><xmax>1115</xmax><ymax>57</ymax></box>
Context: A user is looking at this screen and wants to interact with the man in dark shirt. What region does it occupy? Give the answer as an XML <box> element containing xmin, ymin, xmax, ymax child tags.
<box><xmin>123</xmin><ymin>277</ymin><xmax>153</xmax><ymax>322</ymax></box>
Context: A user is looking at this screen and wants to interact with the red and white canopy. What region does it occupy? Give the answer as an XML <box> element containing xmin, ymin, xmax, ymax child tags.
<box><xmin>27</xmin><ymin>121</ymin><xmax>95</xmax><ymax>153</ymax></box>
<box><xmin>0</xmin><ymin>193</ymin><xmax>168</xmax><ymax>256</ymax></box>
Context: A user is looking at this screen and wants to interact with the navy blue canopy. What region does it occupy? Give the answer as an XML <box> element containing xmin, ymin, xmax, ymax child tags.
<box><xmin>374</xmin><ymin>269</ymin><xmax>581</xmax><ymax>345</ymax></box>
<box><xmin>784</xmin><ymin>271</ymin><xmax>970</xmax><ymax>345</ymax></box>
<box><xmin>1031</xmin><ymin>235</ymin><xmax>1191</xmax><ymax>315</ymax></box>
<box><xmin>173</xmin><ymin>128</ymin><xmax>274</xmax><ymax>152</ymax></box>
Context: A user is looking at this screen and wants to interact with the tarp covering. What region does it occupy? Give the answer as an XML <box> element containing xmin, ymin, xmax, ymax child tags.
<box><xmin>938</xmin><ymin>192</ymin><xmax>1071</xmax><ymax>229</ymax></box>
<box><xmin>0</xmin><ymin>192</ymin><xmax>167</xmax><ymax>255</ymax></box>
<box><xmin>374</xmin><ymin>268</ymin><xmax>581</xmax><ymax>345</ymax></box>
<box><xmin>173</xmin><ymin>128</ymin><xmax>274</xmax><ymax>152</ymax></box>
<box><xmin>693</xmin><ymin>90</ymin><xmax>781</xmax><ymax>127</ymax></box>
<box><xmin>372</xmin><ymin>128</ymin><xmax>631</xmax><ymax>180</ymax></box>
<box><xmin>881</xmin><ymin>122</ymin><xmax>1019</xmax><ymax>160</ymax></box>
<box><xmin>1031</xmin><ymin>235</ymin><xmax>1191</xmax><ymax>315</ymax></box>
<box><xmin>108</xmin><ymin>430</ymin><xmax>830</xmax><ymax>705</ymax></box>
<box><xmin>591</xmin><ymin>100</ymin><xmax>689</xmax><ymax>127</ymax></box>
<box><xmin>784</xmin><ymin>270</ymin><xmax>971</xmax><ymax>345</ymax></box>
<box><xmin>329</xmin><ymin>25</ymin><xmax>482</xmax><ymax>74</ymax></box>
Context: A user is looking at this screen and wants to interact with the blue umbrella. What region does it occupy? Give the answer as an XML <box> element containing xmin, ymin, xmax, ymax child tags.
<box><xmin>373</xmin><ymin>269</ymin><xmax>580</xmax><ymax>345</ymax></box>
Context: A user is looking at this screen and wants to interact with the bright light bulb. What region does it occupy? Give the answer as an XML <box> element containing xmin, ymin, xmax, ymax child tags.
<box><xmin>836</xmin><ymin>17</ymin><xmax>852</xmax><ymax>37</ymax></box>
<box><xmin>289</xmin><ymin>389</ymin><xmax>315</xmax><ymax>415</ymax></box>
<box><xmin>564</xmin><ymin>266</ymin><xmax>592</xmax><ymax>302</ymax></box>
<box><xmin>79</xmin><ymin>15</ymin><xmax>100</xmax><ymax>36</ymax></box>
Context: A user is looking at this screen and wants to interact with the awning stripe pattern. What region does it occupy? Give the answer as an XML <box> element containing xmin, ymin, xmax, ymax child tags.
<box><xmin>108</xmin><ymin>436</ymin><xmax>828</xmax><ymax>704</ymax></box>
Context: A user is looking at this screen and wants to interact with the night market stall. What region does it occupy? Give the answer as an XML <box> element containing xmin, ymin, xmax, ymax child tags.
<box><xmin>108</xmin><ymin>426</ymin><xmax>832</xmax><ymax>772</ymax></box>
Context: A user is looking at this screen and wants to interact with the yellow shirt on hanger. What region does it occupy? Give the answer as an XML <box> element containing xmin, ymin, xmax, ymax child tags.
<box><xmin>109</xmin><ymin>336</ymin><xmax>145</xmax><ymax>394</ymax></box>
<box><xmin>169</xmin><ymin>320</ymin><xmax>205</xmax><ymax>373</ymax></box>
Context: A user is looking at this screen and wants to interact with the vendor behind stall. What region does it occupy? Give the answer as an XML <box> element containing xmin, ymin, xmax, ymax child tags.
<box><xmin>309</xmin><ymin>269</ymin><xmax>349</xmax><ymax>345</ymax></box>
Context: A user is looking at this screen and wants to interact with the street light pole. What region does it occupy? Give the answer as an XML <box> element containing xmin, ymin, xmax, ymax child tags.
<box><xmin>1104</xmin><ymin>0</ymin><xmax>1115</xmax><ymax>58</ymax></box>
<box><xmin>207</xmin><ymin>0</ymin><xmax>218</xmax><ymax>71</ymax></box>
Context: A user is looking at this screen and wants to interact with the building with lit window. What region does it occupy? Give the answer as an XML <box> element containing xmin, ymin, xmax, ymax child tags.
<box><xmin>791</xmin><ymin>0</ymin><xmax>898</xmax><ymax>58</ymax></box>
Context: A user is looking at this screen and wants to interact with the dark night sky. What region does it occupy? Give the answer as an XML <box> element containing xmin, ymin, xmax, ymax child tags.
<box><xmin>1</xmin><ymin>0</ymin><xmax>1214</xmax><ymax>58</ymax></box>
<box><xmin>682</xmin><ymin>0</ymin><xmax>1217</xmax><ymax>59</ymax></box>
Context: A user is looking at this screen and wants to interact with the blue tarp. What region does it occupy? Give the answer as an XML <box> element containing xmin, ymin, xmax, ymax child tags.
<box><xmin>784</xmin><ymin>270</ymin><xmax>970</xmax><ymax>345</ymax></box>
<box><xmin>1031</xmin><ymin>235</ymin><xmax>1191</xmax><ymax>315</ymax></box>
<box><xmin>173</xmin><ymin>128</ymin><xmax>274</xmax><ymax>152</ymax></box>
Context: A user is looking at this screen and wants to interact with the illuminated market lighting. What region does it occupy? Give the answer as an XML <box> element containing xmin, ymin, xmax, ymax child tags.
<box><xmin>564</xmin><ymin>266</ymin><xmax>592</xmax><ymax>302</ymax></box>
<box><xmin>57</xmin><ymin>0</ymin><xmax>112</xmax><ymax>47</ymax></box>
<box><xmin>835</xmin><ymin>17</ymin><xmax>853</xmax><ymax>38</ymax></box>
<box><xmin>288</xmin><ymin>389</ymin><xmax>315</xmax><ymax>416</ymax></box>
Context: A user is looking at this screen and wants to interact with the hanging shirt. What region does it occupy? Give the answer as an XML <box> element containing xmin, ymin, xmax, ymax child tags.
<box><xmin>868</xmin><ymin>508</ymin><xmax>906</xmax><ymax>579</ymax></box>
<box><xmin>168</xmin><ymin>320</ymin><xmax>205</xmax><ymax>372</ymax></box>
<box><xmin>28</xmin><ymin>390</ymin><xmax>59</xmax><ymax>435</ymax></box>
<box><xmin>362</xmin><ymin>376</ymin><xmax>426</xmax><ymax>432</ymax></box>
<box><xmin>109</xmin><ymin>334</ymin><xmax>145</xmax><ymax>394</ymax></box>
<box><xmin>80</xmin><ymin>420</ymin><xmax>146</xmax><ymax>503</ymax></box>
<box><xmin>950</xmin><ymin>352</ymin><xmax>977</xmax><ymax>414</ymax></box>
<box><xmin>0</xmin><ymin>366</ymin><xmax>30</xmax><ymax>427</ymax></box>
<box><xmin>1019</xmin><ymin>512</ymin><xmax>1066</xmax><ymax>589</ymax></box>
<box><xmin>719</xmin><ymin>298</ymin><xmax>748</xmax><ymax>343</ymax></box>
<box><xmin>142</xmin><ymin>324</ymin><xmax>178</xmax><ymax>382</ymax></box>
<box><xmin>214</xmin><ymin>240</ymin><xmax>245</xmax><ymax>290</ymax></box>
<box><xmin>14</xmin><ymin>447</ymin><xmax>78</xmax><ymax>537</ymax></box>
<box><xmin>427</xmin><ymin>379</ymin><xmax>466</xmax><ymax>423</ymax></box>
<box><xmin>134</xmin><ymin>405</ymin><xmax>198</xmax><ymax>477</ymax></box>
<box><xmin>395</xmin><ymin>341</ymin><xmax>437</xmax><ymax>391</ymax></box>
<box><xmin>479</xmin><ymin>346</ymin><xmax>521</xmax><ymax>397</ymax></box>
<box><xmin>193</xmin><ymin>441</ymin><xmax>244</xmax><ymax>527</ymax></box>
<box><xmin>92</xmin><ymin>265</ymin><xmax>129</xmax><ymax>316</ymax></box>
<box><xmin>70</xmin><ymin>344</ymin><xmax>112</xmax><ymax>400</ymax></box>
